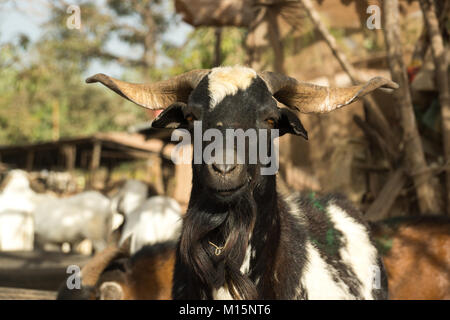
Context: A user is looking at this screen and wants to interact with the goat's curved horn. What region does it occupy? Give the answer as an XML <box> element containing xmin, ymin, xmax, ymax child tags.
<box><xmin>86</xmin><ymin>69</ymin><xmax>210</xmax><ymax>110</ymax></box>
<box><xmin>259</xmin><ymin>71</ymin><xmax>399</xmax><ymax>113</ymax></box>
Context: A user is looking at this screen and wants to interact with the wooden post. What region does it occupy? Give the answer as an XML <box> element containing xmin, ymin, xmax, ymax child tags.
<box><xmin>419</xmin><ymin>0</ymin><xmax>450</xmax><ymax>215</ymax></box>
<box><xmin>26</xmin><ymin>151</ymin><xmax>34</xmax><ymax>171</ymax></box>
<box><xmin>88</xmin><ymin>141</ymin><xmax>102</xmax><ymax>188</ymax></box>
<box><xmin>173</xmin><ymin>146</ymin><xmax>192</xmax><ymax>210</ymax></box>
<box><xmin>383</xmin><ymin>0</ymin><xmax>443</xmax><ymax>214</ymax></box>
<box><xmin>63</xmin><ymin>144</ymin><xmax>76</xmax><ymax>172</ymax></box>
<box><xmin>146</xmin><ymin>155</ymin><xmax>165</xmax><ymax>195</ymax></box>
<box><xmin>52</xmin><ymin>101</ymin><xmax>60</xmax><ymax>141</ymax></box>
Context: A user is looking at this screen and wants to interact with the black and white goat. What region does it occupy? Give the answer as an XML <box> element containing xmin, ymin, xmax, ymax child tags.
<box><xmin>87</xmin><ymin>66</ymin><xmax>397</xmax><ymax>300</ymax></box>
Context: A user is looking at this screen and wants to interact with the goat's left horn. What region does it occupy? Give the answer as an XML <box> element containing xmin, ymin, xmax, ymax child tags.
<box><xmin>259</xmin><ymin>71</ymin><xmax>399</xmax><ymax>113</ymax></box>
<box><xmin>86</xmin><ymin>69</ymin><xmax>210</xmax><ymax>110</ymax></box>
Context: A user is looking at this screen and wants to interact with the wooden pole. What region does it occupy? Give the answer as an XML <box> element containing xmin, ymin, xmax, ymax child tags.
<box><xmin>419</xmin><ymin>0</ymin><xmax>450</xmax><ymax>215</ymax></box>
<box><xmin>89</xmin><ymin>141</ymin><xmax>102</xmax><ymax>188</ymax></box>
<box><xmin>26</xmin><ymin>151</ymin><xmax>34</xmax><ymax>172</ymax></box>
<box><xmin>63</xmin><ymin>144</ymin><xmax>76</xmax><ymax>172</ymax></box>
<box><xmin>383</xmin><ymin>0</ymin><xmax>443</xmax><ymax>215</ymax></box>
<box><xmin>0</xmin><ymin>287</ymin><xmax>56</xmax><ymax>300</ymax></box>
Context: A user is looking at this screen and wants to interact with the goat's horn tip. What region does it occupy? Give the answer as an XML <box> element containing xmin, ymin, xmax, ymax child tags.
<box><xmin>86</xmin><ymin>73</ymin><xmax>108</xmax><ymax>84</ymax></box>
<box><xmin>387</xmin><ymin>81</ymin><xmax>400</xmax><ymax>89</ymax></box>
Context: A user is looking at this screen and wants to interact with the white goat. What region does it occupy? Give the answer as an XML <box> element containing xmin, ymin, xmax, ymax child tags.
<box><xmin>0</xmin><ymin>169</ymin><xmax>42</xmax><ymax>213</ymax></box>
<box><xmin>33</xmin><ymin>191</ymin><xmax>113</xmax><ymax>253</ymax></box>
<box><xmin>119</xmin><ymin>196</ymin><xmax>182</xmax><ymax>254</ymax></box>
<box><xmin>0</xmin><ymin>170</ymin><xmax>40</xmax><ymax>251</ymax></box>
<box><xmin>111</xmin><ymin>179</ymin><xmax>149</xmax><ymax>216</ymax></box>
<box><xmin>0</xmin><ymin>210</ymin><xmax>34</xmax><ymax>251</ymax></box>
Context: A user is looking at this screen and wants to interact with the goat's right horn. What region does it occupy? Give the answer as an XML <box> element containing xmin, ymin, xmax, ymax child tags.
<box><xmin>259</xmin><ymin>71</ymin><xmax>399</xmax><ymax>113</ymax></box>
<box><xmin>86</xmin><ymin>69</ymin><xmax>210</xmax><ymax>110</ymax></box>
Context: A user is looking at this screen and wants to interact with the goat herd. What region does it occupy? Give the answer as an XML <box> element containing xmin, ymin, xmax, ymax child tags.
<box><xmin>0</xmin><ymin>169</ymin><xmax>182</xmax><ymax>254</ymax></box>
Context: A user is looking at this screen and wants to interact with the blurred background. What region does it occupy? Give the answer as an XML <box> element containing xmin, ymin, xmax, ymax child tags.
<box><xmin>0</xmin><ymin>0</ymin><xmax>448</xmax><ymax>300</ymax></box>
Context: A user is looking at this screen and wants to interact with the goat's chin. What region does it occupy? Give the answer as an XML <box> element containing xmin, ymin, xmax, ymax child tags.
<box><xmin>207</xmin><ymin>181</ymin><xmax>249</xmax><ymax>203</ymax></box>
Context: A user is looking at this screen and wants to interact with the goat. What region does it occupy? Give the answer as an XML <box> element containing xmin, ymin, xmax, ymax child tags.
<box><xmin>0</xmin><ymin>209</ymin><xmax>34</xmax><ymax>251</ymax></box>
<box><xmin>33</xmin><ymin>191</ymin><xmax>113</xmax><ymax>253</ymax></box>
<box><xmin>118</xmin><ymin>196</ymin><xmax>182</xmax><ymax>254</ymax></box>
<box><xmin>0</xmin><ymin>170</ymin><xmax>117</xmax><ymax>254</ymax></box>
<box><xmin>57</xmin><ymin>240</ymin><xmax>176</xmax><ymax>300</ymax></box>
<box><xmin>371</xmin><ymin>216</ymin><xmax>450</xmax><ymax>300</ymax></box>
<box><xmin>87</xmin><ymin>65</ymin><xmax>398</xmax><ymax>299</ymax></box>
<box><xmin>0</xmin><ymin>169</ymin><xmax>42</xmax><ymax>214</ymax></box>
<box><xmin>110</xmin><ymin>179</ymin><xmax>150</xmax><ymax>217</ymax></box>
<box><xmin>0</xmin><ymin>170</ymin><xmax>40</xmax><ymax>251</ymax></box>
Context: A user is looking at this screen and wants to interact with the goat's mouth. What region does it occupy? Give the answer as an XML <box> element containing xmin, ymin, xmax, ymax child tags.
<box><xmin>210</xmin><ymin>182</ymin><xmax>247</xmax><ymax>197</ymax></box>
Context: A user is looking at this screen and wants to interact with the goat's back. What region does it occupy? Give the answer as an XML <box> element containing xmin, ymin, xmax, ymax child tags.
<box><xmin>282</xmin><ymin>192</ymin><xmax>387</xmax><ymax>300</ymax></box>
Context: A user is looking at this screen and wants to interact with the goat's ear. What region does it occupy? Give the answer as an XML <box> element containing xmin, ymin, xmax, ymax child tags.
<box><xmin>278</xmin><ymin>108</ymin><xmax>308</xmax><ymax>140</ymax></box>
<box><xmin>151</xmin><ymin>103</ymin><xmax>187</xmax><ymax>129</ymax></box>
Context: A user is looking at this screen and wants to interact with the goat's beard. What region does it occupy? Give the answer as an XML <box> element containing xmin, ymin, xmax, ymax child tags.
<box><xmin>180</xmin><ymin>186</ymin><xmax>259</xmax><ymax>299</ymax></box>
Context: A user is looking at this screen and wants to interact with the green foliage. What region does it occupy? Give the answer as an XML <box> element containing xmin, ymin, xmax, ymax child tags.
<box><xmin>162</xmin><ymin>26</ymin><xmax>246</xmax><ymax>76</ymax></box>
<box><xmin>0</xmin><ymin>1</ymin><xmax>246</xmax><ymax>146</ymax></box>
<box><xmin>0</xmin><ymin>2</ymin><xmax>147</xmax><ymax>145</ymax></box>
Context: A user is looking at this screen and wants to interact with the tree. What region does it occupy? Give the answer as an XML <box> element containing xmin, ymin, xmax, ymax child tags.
<box><xmin>0</xmin><ymin>1</ymin><xmax>147</xmax><ymax>144</ymax></box>
<box><xmin>419</xmin><ymin>0</ymin><xmax>450</xmax><ymax>214</ymax></box>
<box><xmin>383</xmin><ymin>0</ymin><xmax>443</xmax><ymax>214</ymax></box>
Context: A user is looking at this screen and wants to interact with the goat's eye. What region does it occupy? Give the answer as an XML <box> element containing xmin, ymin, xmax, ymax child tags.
<box><xmin>265</xmin><ymin>118</ymin><xmax>275</xmax><ymax>128</ymax></box>
<box><xmin>185</xmin><ymin>114</ymin><xmax>195</xmax><ymax>122</ymax></box>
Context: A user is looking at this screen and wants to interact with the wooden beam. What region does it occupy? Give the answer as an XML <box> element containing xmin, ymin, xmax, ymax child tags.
<box><xmin>365</xmin><ymin>168</ymin><xmax>406</xmax><ymax>222</ymax></box>
<box><xmin>0</xmin><ymin>287</ymin><xmax>56</xmax><ymax>300</ymax></box>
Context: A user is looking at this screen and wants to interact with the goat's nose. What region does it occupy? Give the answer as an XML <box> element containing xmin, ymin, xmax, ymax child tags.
<box><xmin>212</xmin><ymin>162</ymin><xmax>236</xmax><ymax>174</ymax></box>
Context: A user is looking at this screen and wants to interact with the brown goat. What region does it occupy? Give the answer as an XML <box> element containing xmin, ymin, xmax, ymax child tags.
<box><xmin>57</xmin><ymin>240</ymin><xmax>176</xmax><ymax>300</ymax></box>
<box><xmin>371</xmin><ymin>216</ymin><xmax>450</xmax><ymax>300</ymax></box>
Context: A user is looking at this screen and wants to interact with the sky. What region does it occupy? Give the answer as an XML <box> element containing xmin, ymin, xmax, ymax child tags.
<box><xmin>0</xmin><ymin>0</ymin><xmax>193</xmax><ymax>77</ymax></box>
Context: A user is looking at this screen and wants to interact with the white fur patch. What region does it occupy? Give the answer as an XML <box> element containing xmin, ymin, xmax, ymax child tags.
<box><xmin>213</xmin><ymin>286</ymin><xmax>234</xmax><ymax>300</ymax></box>
<box><xmin>326</xmin><ymin>204</ymin><xmax>378</xmax><ymax>299</ymax></box>
<box><xmin>284</xmin><ymin>193</ymin><xmax>308</xmax><ymax>226</ymax></box>
<box><xmin>240</xmin><ymin>244</ymin><xmax>252</xmax><ymax>275</ymax></box>
<box><xmin>208</xmin><ymin>66</ymin><xmax>257</xmax><ymax>108</ymax></box>
<box><xmin>301</xmin><ymin>242</ymin><xmax>351</xmax><ymax>300</ymax></box>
